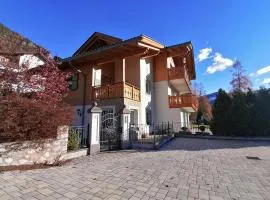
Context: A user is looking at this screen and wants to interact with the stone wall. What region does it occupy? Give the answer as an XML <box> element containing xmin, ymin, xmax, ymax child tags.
<box><xmin>0</xmin><ymin>126</ymin><xmax>69</xmax><ymax>166</ymax></box>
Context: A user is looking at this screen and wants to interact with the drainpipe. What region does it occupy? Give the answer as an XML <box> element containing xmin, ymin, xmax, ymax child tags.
<box><xmin>68</xmin><ymin>61</ymin><xmax>87</xmax><ymax>127</ymax></box>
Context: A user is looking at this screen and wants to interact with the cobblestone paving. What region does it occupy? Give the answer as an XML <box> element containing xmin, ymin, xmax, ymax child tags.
<box><xmin>1</xmin><ymin>138</ymin><xmax>270</xmax><ymax>200</ymax></box>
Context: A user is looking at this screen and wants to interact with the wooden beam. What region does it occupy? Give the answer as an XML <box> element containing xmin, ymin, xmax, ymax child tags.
<box><xmin>77</xmin><ymin>48</ymin><xmax>148</xmax><ymax>66</ymax></box>
<box><xmin>137</xmin><ymin>42</ymin><xmax>161</xmax><ymax>51</ymax></box>
<box><xmin>167</xmin><ymin>49</ymin><xmax>187</xmax><ymax>57</ymax></box>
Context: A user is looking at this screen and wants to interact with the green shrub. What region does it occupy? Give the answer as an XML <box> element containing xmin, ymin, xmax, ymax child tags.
<box><xmin>67</xmin><ymin>129</ymin><xmax>80</xmax><ymax>151</ymax></box>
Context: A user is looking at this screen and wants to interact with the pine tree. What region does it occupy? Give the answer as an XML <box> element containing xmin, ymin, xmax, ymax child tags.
<box><xmin>228</xmin><ymin>91</ymin><xmax>249</xmax><ymax>136</ymax></box>
<box><xmin>210</xmin><ymin>89</ymin><xmax>232</xmax><ymax>136</ymax></box>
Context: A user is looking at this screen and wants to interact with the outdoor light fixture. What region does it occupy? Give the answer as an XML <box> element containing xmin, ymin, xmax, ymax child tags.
<box><xmin>77</xmin><ymin>108</ymin><xmax>82</xmax><ymax>117</ymax></box>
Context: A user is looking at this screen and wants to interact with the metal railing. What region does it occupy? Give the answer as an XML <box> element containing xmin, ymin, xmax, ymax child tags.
<box><xmin>170</xmin><ymin>122</ymin><xmax>212</xmax><ymax>135</ymax></box>
<box><xmin>129</xmin><ymin>122</ymin><xmax>174</xmax><ymax>148</ymax></box>
<box><xmin>129</xmin><ymin>122</ymin><xmax>212</xmax><ymax>147</ymax></box>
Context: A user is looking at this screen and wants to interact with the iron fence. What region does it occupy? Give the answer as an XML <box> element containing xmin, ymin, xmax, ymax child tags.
<box><xmin>129</xmin><ymin>122</ymin><xmax>174</xmax><ymax>148</ymax></box>
<box><xmin>171</xmin><ymin>122</ymin><xmax>212</xmax><ymax>135</ymax></box>
<box><xmin>129</xmin><ymin>122</ymin><xmax>212</xmax><ymax>148</ymax></box>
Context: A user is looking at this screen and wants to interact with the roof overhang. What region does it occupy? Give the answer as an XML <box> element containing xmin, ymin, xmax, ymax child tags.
<box><xmin>164</xmin><ymin>41</ymin><xmax>196</xmax><ymax>79</ymax></box>
<box><xmin>61</xmin><ymin>35</ymin><xmax>164</xmax><ymax>67</ymax></box>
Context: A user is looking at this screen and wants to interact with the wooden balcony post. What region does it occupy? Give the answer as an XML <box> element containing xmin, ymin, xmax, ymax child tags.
<box><xmin>132</xmin><ymin>86</ymin><xmax>134</xmax><ymax>100</ymax></box>
<box><xmin>114</xmin><ymin>59</ymin><xmax>126</xmax><ymax>83</ymax></box>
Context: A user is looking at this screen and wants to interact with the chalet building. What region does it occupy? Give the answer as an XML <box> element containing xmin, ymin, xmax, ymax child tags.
<box><xmin>0</xmin><ymin>24</ymin><xmax>45</xmax><ymax>95</ymax></box>
<box><xmin>61</xmin><ymin>32</ymin><xmax>198</xmax><ymax>128</ymax></box>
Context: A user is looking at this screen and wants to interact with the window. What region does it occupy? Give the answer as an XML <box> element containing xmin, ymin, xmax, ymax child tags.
<box><xmin>145</xmin><ymin>74</ymin><xmax>151</xmax><ymax>95</ymax></box>
<box><xmin>146</xmin><ymin>107</ymin><xmax>152</xmax><ymax>125</ymax></box>
<box><xmin>92</xmin><ymin>68</ymin><xmax>101</xmax><ymax>86</ymax></box>
<box><xmin>68</xmin><ymin>74</ymin><xmax>78</xmax><ymax>91</ymax></box>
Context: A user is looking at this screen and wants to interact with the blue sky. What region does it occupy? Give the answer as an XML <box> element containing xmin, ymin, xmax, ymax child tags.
<box><xmin>1</xmin><ymin>0</ymin><xmax>270</xmax><ymax>93</ymax></box>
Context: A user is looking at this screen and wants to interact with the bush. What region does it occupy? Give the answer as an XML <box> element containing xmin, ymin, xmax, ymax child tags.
<box><xmin>67</xmin><ymin>129</ymin><xmax>80</xmax><ymax>151</ymax></box>
<box><xmin>0</xmin><ymin>96</ymin><xmax>72</xmax><ymax>142</ymax></box>
<box><xmin>0</xmin><ymin>38</ymin><xmax>73</xmax><ymax>142</ymax></box>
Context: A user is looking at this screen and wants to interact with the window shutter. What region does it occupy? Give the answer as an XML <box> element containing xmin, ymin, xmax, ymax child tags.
<box><xmin>92</xmin><ymin>68</ymin><xmax>101</xmax><ymax>86</ymax></box>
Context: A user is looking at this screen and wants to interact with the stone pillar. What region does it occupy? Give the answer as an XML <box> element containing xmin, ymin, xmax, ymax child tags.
<box><xmin>87</xmin><ymin>102</ymin><xmax>102</xmax><ymax>155</ymax></box>
<box><xmin>120</xmin><ymin>105</ymin><xmax>131</xmax><ymax>149</ymax></box>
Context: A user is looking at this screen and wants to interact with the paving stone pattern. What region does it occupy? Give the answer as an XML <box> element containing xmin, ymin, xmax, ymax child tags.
<box><xmin>0</xmin><ymin>138</ymin><xmax>270</xmax><ymax>200</ymax></box>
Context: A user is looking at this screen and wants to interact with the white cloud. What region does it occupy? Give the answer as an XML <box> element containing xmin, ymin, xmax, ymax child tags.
<box><xmin>197</xmin><ymin>48</ymin><xmax>212</xmax><ymax>62</ymax></box>
<box><xmin>206</xmin><ymin>53</ymin><xmax>234</xmax><ymax>74</ymax></box>
<box><xmin>262</xmin><ymin>78</ymin><xmax>270</xmax><ymax>84</ymax></box>
<box><xmin>250</xmin><ymin>65</ymin><xmax>270</xmax><ymax>77</ymax></box>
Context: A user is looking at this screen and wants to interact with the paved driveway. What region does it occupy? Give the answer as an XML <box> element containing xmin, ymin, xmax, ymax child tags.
<box><xmin>1</xmin><ymin>138</ymin><xmax>270</xmax><ymax>200</ymax></box>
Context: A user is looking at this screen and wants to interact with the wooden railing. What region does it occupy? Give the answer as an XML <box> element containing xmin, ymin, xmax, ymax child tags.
<box><xmin>93</xmin><ymin>82</ymin><xmax>140</xmax><ymax>101</ymax></box>
<box><xmin>169</xmin><ymin>94</ymin><xmax>198</xmax><ymax>111</ymax></box>
<box><xmin>168</xmin><ymin>66</ymin><xmax>191</xmax><ymax>88</ymax></box>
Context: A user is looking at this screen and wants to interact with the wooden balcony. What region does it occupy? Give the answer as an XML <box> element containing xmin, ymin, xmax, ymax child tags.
<box><xmin>168</xmin><ymin>94</ymin><xmax>198</xmax><ymax>112</ymax></box>
<box><xmin>167</xmin><ymin>66</ymin><xmax>191</xmax><ymax>93</ymax></box>
<box><xmin>93</xmin><ymin>82</ymin><xmax>140</xmax><ymax>101</ymax></box>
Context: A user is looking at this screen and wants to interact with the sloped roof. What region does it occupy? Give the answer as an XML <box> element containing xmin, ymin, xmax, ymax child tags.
<box><xmin>63</xmin><ymin>34</ymin><xmax>164</xmax><ymax>64</ymax></box>
<box><xmin>165</xmin><ymin>41</ymin><xmax>196</xmax><ymax>79</ymax></box>
<box><xmin>0</xmin><ymin>23</ymin><xmax>41</xmax><ymax>55</ymax></box>
<box><xmin>73</xmin><ymin>32</ymin><xmax>122</xmax><ymax>56</ymax></box>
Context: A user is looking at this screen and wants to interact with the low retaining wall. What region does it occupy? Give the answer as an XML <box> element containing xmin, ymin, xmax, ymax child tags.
<box><xmin>175</xmin><ymin>134</ymin><xmax>270</xmax><ymax>141</ymax></box>
<box><xmin>0</xmin><ymin>126</ymin><xmax>73</xmax><ymax>166</ymax></box>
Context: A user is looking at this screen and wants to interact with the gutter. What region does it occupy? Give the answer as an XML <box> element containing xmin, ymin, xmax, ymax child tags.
<box><xmin>68</xmin><ymin>61</ymin><xmax>87</xmax><ymax>127</ymax></box>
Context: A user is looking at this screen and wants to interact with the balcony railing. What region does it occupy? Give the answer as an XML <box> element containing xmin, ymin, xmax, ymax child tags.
<box><xmin>93</xmin><ymin>82</ymin><xmax>140</xmax><ymax>101</ymax></box>
<box><xmin>168</xmin><ymin>66</ymin><xmax>191</xmax><ymax>90</ymax></box>
<box><xmin>168</xmin><ymin>94</ymin><xmax>198</xmax><ymax>111</ymax></box>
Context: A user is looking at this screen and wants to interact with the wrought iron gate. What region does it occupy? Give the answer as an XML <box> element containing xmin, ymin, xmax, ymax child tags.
<box><xmin>100</xmin><ymin>110</ymin><xmax>122</xmax><ymax>151</ymax></box>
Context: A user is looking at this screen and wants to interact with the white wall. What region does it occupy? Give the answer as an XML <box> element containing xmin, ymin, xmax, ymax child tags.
<box><xmin>19</xmin><ymin>54</ymin><xmax>44</xmax><ymax>69</ymax></box>
<box><xmin>153</xmin><ymin>81</ymin><xmax>181</xmax><ymax>123</ymax></box>
<box><xmin>139</xmin><ymin>58</ymin><xmax>152</xmax><ymax>124</ymax></box>
<box><xmin>179</xmin><ymin>111</ymin><xmax>191</xmax><ymax>128</ymax></box>
<box><xmin>71</xmin><ymin>105</ymin><xmax>91</xmax><ymax>127</ymax></box>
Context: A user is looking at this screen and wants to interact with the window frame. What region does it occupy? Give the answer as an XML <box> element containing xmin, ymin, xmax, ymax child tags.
<box><xmin>68</xmin><ymin>73</ymin><xmax>79</xmax><ymax>91</ymax></box>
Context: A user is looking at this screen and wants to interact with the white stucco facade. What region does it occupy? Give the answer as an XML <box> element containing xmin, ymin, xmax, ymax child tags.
<box><xmin>153</xmin><ymin>81</ymin><xmax>181</xmax><ymax>123</ymax></box>
<box><xmin>139</xmin><ymin>58</ymin><xmax>153</xmax><ymax>125</ymax></box>
<box><xmin>72</xmin><ymin>105</ymin><xmax>91</xmax><ymax>127</ymax></box>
